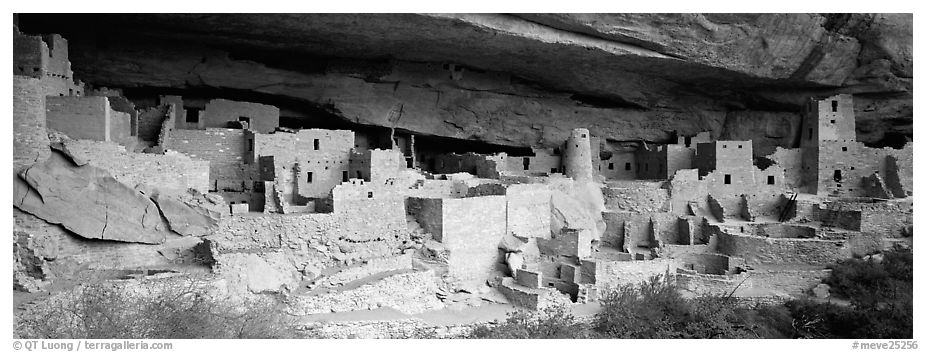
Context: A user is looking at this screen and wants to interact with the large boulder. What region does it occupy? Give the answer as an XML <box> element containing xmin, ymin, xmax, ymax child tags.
<box><xmin>144</xmin><ymin>188</ymin><xmax>225</xmax><ymax>237</ymax></box>
<box><xmin>14</xmin><ymin>151</ymin><xmax>173</xmax><ymax>244</ymax></box>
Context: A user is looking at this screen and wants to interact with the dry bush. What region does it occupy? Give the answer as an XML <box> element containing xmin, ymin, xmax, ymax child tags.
<box><xmin>15</xmin><ymin>275</ymin><xmax>300</xmax><ymax>339</ymax></box>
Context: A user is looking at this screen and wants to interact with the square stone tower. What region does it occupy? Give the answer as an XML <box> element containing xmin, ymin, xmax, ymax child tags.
<box><xmin>800</xmin><ymin>94</ymin><xmax>858</xmax><ymax>195</ymax></box>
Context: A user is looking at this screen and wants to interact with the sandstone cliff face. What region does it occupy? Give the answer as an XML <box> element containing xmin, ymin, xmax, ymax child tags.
<box><xmin>17</xmin><ymin>13</ymin><xmax>912</xmax><ymax>153</ymax></box>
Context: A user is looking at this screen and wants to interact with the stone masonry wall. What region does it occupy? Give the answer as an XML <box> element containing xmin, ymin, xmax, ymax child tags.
<box><xmin>406</xmin><ymin>197</ymin><xmax>443</xmax><ymax>239</ymax></box>
<box><xmin>603</xmin><ymin>182</ymin><xmax>670</xmax><ymax>213</ymax></box>
<box><xmin>137</xmin><ymin>105</ymin><xmax>170</xmax><ymax>142</ymax></box>
<box><xmin>202</xmin><ymin>99</ymin><xmax>279</xmax><ymax>133</ymax></box>
<box><xmin>166</xmin><ymin>129</ymin><xmax>255</xmax><ymax>189</ymax></box>
<box><xmin>14</xmin><ymin>76</ymin><xmax>50</xmax><ymax>171</ymax></box>
<box><xmin>332</xmin><ymin>181</ymin><xmax>408</xmax><ymax>241</ymax></box>
<box><xmin>600</xmin><ymin>151</ymin><xmax>636</xmax><ymax>180</ymax></box>
<box><xmin>713</xmin><ymin>231</ymin><xmax>851</xmax><ymax>265</ymax></box>
<box><xmin>46</xmin><ymin>96</ymin><xmax>108</xmax><ymax>141</ymax></box>
<box><xmin>64</xmin><ymin>140</ymin><xmax>209</xmax><ymax>193</ymax></box>
<box><xmin>581</xmin><ymin>257</ymin><xmax>678</xmax><ymax>291</ymax></box>
<box><xmin>440</xmin><ymin>196</ymin><xmax>507</xmax><ymax>287</ymax></box>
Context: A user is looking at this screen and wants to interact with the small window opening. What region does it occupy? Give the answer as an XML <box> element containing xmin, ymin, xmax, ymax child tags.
<box><xmin>724</xmin><ymin>174</ymin><xmax>732</xmax><ymax>184</ymax></box>
<box><xmin>581</xmin><ymin>134</ymin><xmax>587</xmax><ymax>138</ymax></box>
<box><xmin>185</xmin><ymin>108</ymin><xmax>200</xmax><ymax>123</ymax></box>
<box><xmin>307</xmin><ymin>172</ymin><xmax>313</xmax><ymax>183</ymax></box>
<box><xmin>608</xmin><ymin>163</ymin><xmax>614</xmax><ymax>170</ymax></box>
<box><xmin>842</xmin><ymin>146</ymin><xmax>848</xmax><ymax>152</ymax></box>
<box><xmin>367</xmin><ymin>192</ymin><xmax>373</xmax><ymax>198</ymax></box>
<box><xmin>550</xmin><ymin>168</ymin><xmax>557</xmax><ymax>173</ymax></box>
<box><xmin>832</xmin><ymin>100</ymin><xmax>838</xmax><ymax>112</ymax></box>
<box><xmin>625</xmin><ymin>163</ymin><xmax>631</xmax><ymax>171</ymax></box>
<box><xmin>313</xmin><ymin>139</ymin><xmax>320</xmax><ymax>150</ymax></box>
<box><xmin>738</xmin><ymin>145</ymin><xmax>743</xmax><ymax>149</ymax></box>
<box><xmin>831</xmin><ymin>120</ymin><xmax>836</xmax><ymax>124</ymax></box>
<box><xmin>522</xmin><ymin>157</ymin><xmax>530</xmax><ymax>171</ymax></box>
<box><xmin>767</xmin><ymin>175</ymin><xmax>775</xmax><ymax>185</ymax></box>
<box><xmin>834</xmin><ymin>170</ymin><xmax>842</xmax><ymax>183</ymax></box>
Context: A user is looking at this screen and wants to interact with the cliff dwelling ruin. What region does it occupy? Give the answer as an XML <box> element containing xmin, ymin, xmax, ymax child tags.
<box><xmin>11</xmin><ymin>13</ymin><xmax>914</xmax><ymax>339</ymax></box>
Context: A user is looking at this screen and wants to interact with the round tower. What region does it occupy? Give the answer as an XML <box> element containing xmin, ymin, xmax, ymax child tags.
<box><xmin>564</xmin><ymin>128</ymin><xmax>594</xmax><ymax>181</ymax></box>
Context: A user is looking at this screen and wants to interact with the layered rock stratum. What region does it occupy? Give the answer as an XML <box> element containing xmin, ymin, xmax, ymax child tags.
<box><xmin>16</xmin><ymin>13</ymin><xmax>912</xmax><ymax>154</ymax></box>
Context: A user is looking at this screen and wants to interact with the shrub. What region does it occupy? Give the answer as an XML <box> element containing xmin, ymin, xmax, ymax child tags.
<box><xmin>467</xmin><ymin>303</ymin><xmax>591</xmax><ymax>339</ymax></box>
<box><xmin>593</xmin><ymin>275</ymin><xmax>773</xmax><ymax>338</ymax></box>
<box><xmin>788</xmin><ymin>247</ymin><xmax>913</xmax><ymax>339</ymax></box>
<box><xmin>15</xmin><ymin>276</ymin><xmax>299</xmax><ymax>339</ymax></box>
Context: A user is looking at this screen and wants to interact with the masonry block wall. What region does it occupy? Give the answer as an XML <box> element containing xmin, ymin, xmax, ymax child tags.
<box><xmin>63</xmin><ymin>140</ymin><xmax>210</xmax><ymax>193</ymax></box>
<box><xmin>804</xmin><ymin>94</ymin><xmax>857</xmax><ymax>143</ymax></box>
<box><xmin>713</xmin><ymin>230</ymin><xmax>851</xmax><ymax>265</ymax></box>
<box><xmin>14</xmin><ymin>76</ymin><xmax>50</xmax><ymax>171</ymax></box>
<box><xmin>820</xmin><ymin>200</ymin><xmax>913</xmax><ymax>237</ymax></box>
<box><xmin>295</xmin><ymin>157</ymin><xmax>349</xmax><ymax>199</ymax></box>
<box><xmin>694</xmin><ymin>141</ymin><xmax>753</xmax><ymax>177</ymax></box>
<box><xmin>332</xmin><ymin>181</ymin><xmax>408</xmax><ymax>240</ymax></box>
<box><xmin>665</xmin><ymin>145</ymin><xmax>695</xmax><ymax>179</ymax></box>
<box><xmin>201</xmin><ymin>99</ymin><xmax>280</xmax><ymax>133</ymax></box>
<box><xmin>350</xmin><ymin>149</ymin><xmax>405</xmax><ymax>184</ymax></box>
<box><xmin>254</xmin><ymin>129</ymin><xmax>354</xmax><ymax>162</ymax></box>
<box><xmin>110</xmin><ymin>110</ymin><xmax>134</xmax><ymax>148</ymax></box>
<box><xmin>677</xmin><ymin>131</ymin><xmax>712</xmax><ymax>147</ymax></box>
<box><xmin>166</xmin><ymin>129</ymin><xmax>255</xmax><ymax>190</ymax></box>
<box><xmin>804</xmin><ymin>140</ymin><xmax>912</xmax><ymax>197</ymax></box>
<box><xmin>253</xmin><ymin>129</ymin><xmax>354</xmax><ymax>199</ymax></box>
<box><xmin>46</xmin><ymin>96</ymin><xmax>106</xmax><ymax>140</ymax></box>
<box><xmin>603</xmin><ymin>182</ymin><xmax>670</xmax><ymax>213</ymax></box>
<box><xmin>581</xmin><ymin>258</ymin><xmax>678</xmax><ymax>291</ymax></box>
<box><xmin>767</xmin><ymin>147</ymin><xmax>804</xmax><ymax>189</ymax></box>
<box><xmin>404</xmin><ymin>179</ymin><xmax>462</xmax><ymax>199</ymax></box>
<box><xmin>14</xmin><ymin>28</ymin><xmax>83</xmax><ymax>98</ymax></box>
<box><xmin>439</xmin><ymin>196</ymin><xmax>507</xmax><ymax>287</ymax></box>
<box><xmin>502</xmin><ymin>149</ymin><xmax>562</xmax><ymax>176</ymax></box>
<box><xmin>600</xmin><ymin>151</ymin><xmax>636</xmax><ymax>180</ymax></box>
<box><xmin>406</xmin><ymin>197</ymin><xmax>444</xmax><ymax>239</ymax></box>
<box><xmin>668</xmin><ymin>169</ymin><xmax>752</xmax><ymax>219</ymax></box>
<box><xmin>259</xmin><ymin>156</ymin><xmax>308</xmax><ymax>212</ymax></box>
<box><xmin>634</xmin><ymin>144</ymin><xmax>694</xmax><ymax>180</ymax></box>
<box><xmin>634</xmin><ymin>145</ymin><xmax>669</xmax><ymax>179</ymax></box>
<box><xmin>14</xmin><ymin>28</ymin><xmax>49</xmax><ymax>79</ymax></box>
<box><xmin>434</xmin><ymin>152</ymin><xmax>508</xmax><ymax>178</ymax></box>
<box><xmin>137</xmin><ymin>105</ymin><xmax>171</xmax><ymax>142</ymax></box>
<box><xmin>46</xmin><ymin>96</ymin><xmax>131</xmax><ymax>145</ymax></box>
